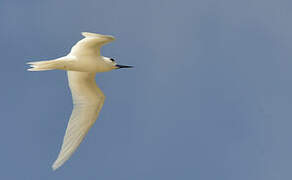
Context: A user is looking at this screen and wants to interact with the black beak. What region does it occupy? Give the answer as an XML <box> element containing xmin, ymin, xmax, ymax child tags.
<box><xmin>115</xmin><ymin>65</ymin><xmax>133</xmax><ymax>69</ymax></box>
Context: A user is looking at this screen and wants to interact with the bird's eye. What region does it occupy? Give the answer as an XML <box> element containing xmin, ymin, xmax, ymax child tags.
<box><xmin>110</xmin><ymin>58</ymin><xmax>115</xmax><ymax>62</ymax></box>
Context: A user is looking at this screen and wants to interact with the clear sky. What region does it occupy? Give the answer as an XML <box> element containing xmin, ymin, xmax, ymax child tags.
<box><xmin>0</xmin><ymin>0</ymin><xmax>292</xmax><ymax>179</ymax></box>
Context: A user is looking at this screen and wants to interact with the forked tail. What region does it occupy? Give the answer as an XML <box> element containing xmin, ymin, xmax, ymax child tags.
<box><xmin>27</xmin><ymin>58</ymin><xmax>64</xmax><ymax>71</ymax></box>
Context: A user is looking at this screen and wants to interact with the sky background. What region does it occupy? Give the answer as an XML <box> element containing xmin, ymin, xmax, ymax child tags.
<box><xmin>0</xmin><ymin>0</ymin><xmax>292</xmax><ymax>179</ymax></box>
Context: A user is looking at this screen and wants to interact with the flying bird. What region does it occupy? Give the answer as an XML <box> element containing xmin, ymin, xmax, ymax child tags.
<box><xmin>27</xmin><ymin>32</ymin><xmax>132</xmax><ymax>170</ymax></box>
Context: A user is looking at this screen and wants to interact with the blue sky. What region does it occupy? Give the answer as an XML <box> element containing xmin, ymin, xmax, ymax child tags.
<box><xmin>1</xmin><ymin>0</ymin><xmax>292</xmax><ymax>179</ymax></box>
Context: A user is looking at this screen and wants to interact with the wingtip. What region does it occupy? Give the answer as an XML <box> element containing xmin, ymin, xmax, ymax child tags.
<box><xmin>81</xmin><ymin>32</ymin><xmax>100</xmax><ymax>37</ymax></box>
<box><xmin>52</xmin><ymin>166</ymin><xmax>57</xmax><ymax>171</ymax></box>
<box><xmin>81</xmin><ymin>32</ymin><xmax>115</xmax><ymax>40</ymax></box>
<box><xmin>52</xmin><ymin>161</ymin><xmax>61</xmax><ymax>171</ymax></box>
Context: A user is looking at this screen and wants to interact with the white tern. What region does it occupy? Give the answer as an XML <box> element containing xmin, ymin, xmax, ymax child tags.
<box><xmin>27</xmin><ymin>32</ymin><xmax>132</xmax><ymax>170</ymax></box>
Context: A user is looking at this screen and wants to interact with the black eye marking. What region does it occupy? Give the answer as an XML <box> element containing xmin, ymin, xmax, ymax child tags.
<box><xmin>110</xmin><ymin>58</ymin><xmax>115</xmax><ymax>62</ymax></box>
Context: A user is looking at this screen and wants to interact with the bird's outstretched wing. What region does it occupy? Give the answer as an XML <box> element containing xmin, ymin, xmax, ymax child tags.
<box><xmin>52</xmin><ymin>71</ymin><xmax>105</xmax><ymax>170</ymax></box>
<box><xmin>70</xmin><ymin>32</ymin><xmax>115</xmax><ymax>56</ymax></box>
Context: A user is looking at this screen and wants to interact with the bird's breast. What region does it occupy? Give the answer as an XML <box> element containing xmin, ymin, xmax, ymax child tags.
<box><xmin>66</xmin><ymin>56</ymin><xmax>111</xmax><ymax>73</ymax></box>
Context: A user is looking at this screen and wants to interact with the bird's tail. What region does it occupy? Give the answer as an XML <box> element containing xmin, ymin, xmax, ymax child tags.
<box><xmin>27</xmin><ymin>58</ymin><xmax>64</xmax><ymax>71</ymax></box>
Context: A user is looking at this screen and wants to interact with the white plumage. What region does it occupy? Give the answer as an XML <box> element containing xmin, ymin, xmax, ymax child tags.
<box><xmin>52</xmin><ymin>71</ymin><xmax>105</xmax><ymax>170</ymax></box>
<box><xmin>27</xmin><ymin>32</ymin><xmax>132</xmax><ymax>170</ymax></box>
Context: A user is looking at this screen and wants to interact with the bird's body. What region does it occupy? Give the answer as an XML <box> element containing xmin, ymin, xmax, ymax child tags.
<box><xmin>30</xmin><ymin>55</ymin><xmax>115</xmax><ymax>72</ymax></box>
<box><xmin>28</xmin><ymin>32</ymin><xmax>117</xmax><ymax>73</ymax></box>
<box><xmin>27</xmin><ymin>32</ymin><xmax>132</xmax><ymax>170</ymax></box>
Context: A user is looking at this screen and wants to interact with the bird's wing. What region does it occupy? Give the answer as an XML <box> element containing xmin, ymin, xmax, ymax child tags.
<box><xmin>52</xmin><ymin>71</ymin><xmax>105</xmax><ymax>170</ymax></box>
<box><xmin>70</xmin><ymin>32</ymin><xmax>115</xmax><ymax>56</ymax></box>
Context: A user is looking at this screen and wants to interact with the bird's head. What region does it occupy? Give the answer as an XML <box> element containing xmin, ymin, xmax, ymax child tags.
<box><xmin>103</xmin><ymin>57</ymin><xmax>133</xmax><ymax>70</ymax></box>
